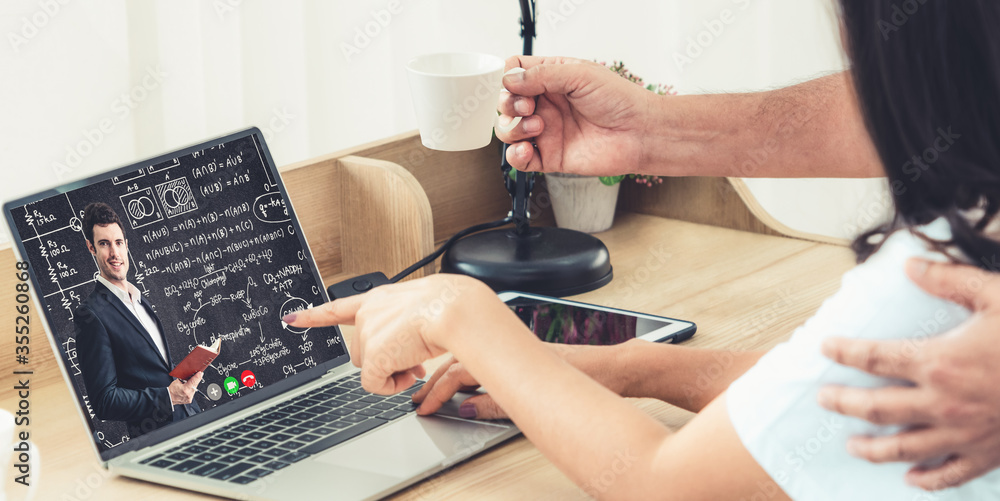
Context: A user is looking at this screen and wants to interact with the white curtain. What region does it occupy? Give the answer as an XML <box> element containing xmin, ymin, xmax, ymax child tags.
<box><xmin>1</xmin><ymin>0</ymin><xmax>889</xmax><ymax>245</ymax></box>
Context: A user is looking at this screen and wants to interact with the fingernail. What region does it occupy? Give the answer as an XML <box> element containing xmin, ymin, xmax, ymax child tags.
<box><xmin>522</xmin><ymin>116</ymin><xmax>541</xmax><ymax>133</ymax></box>
<box><xmin>516</xmin><ymin>142</ymin><xmax>531</xmax><ymax>158</ymax></box>
<box><xmin>504</xmin><ymin>68</ymin><xmax>525</xmax><ymax>83</ymax></box>
<box><xmin>514</xmin><ymin>97</ymin><xmax>531</xmax><ymax>115</ymax></box>
<box><xmin>282</xmin><ymin>313</ymin><xmax>297</xmax><ymax>324</ymax></box>
<box><xmin>846</xmin><ymin>440</ymin><xmax>861</xmax><ymax>457</ymax></box>
<box><xmin>816</xmin><ymin>388</ymin><xmax>833</xmax><ymax>408</ymax></box>
<box><xmin>459</xmin><ymin>401</ymin><xmax>477</xmax><ymax>419</ymax></box>
<box><xmin>820</xmin><ymin>337</ymin><xmax>839</xmax><ymax>357</ymax></box>
<box><xmin>906</xmin><ymin>258</ymin><xmax>929</xmax><ymax>277</ymax></box>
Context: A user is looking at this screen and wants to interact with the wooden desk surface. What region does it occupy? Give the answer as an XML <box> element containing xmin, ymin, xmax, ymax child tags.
<box><xmin>1</xmin><ymin>213</ymin><xmax>855</xmax><ymax>500</ymax></box>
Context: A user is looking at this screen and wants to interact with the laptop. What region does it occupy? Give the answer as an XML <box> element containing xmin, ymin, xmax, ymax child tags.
<box><xmin>3</xmin><ymin>127</ymin><xmax>519</xmax><ymax>500</ymax></box>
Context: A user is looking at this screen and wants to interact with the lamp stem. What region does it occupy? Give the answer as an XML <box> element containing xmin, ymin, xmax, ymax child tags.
<box><xmin>432</xmin><ymin>0</ymin><xmax>613</xmax><ymax>297</ymax></box>
<box><xmin>518</xmin><ymin>0</ymin><xmax>535</xmax><ymax>56</ymax></box>
<box><xmin>502</xmin><ymin>146</ymin><xmax>533</xmax><ymax>235</ymax></box>
<box><xmin>505</xmin><ymin>0</ymin><xmax>537</xmax><ymax>235</ymax></box>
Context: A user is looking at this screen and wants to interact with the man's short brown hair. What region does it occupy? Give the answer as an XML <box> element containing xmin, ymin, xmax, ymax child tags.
<box><xmin>82</xmin><ymin>202</ymin><xmax>125</xmax><ymax>243</ymax></box>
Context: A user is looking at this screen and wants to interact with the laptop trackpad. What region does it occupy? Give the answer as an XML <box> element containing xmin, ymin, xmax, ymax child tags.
<box><xmin>314</xmin><ymin>415</ymin><xmax>510</xmax><ymax>479</ymax></box>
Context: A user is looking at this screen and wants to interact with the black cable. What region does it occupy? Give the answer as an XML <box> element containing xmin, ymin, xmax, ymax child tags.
<box><xmin>388</xmin><ymin>216</ymin><xmax>515</xmax><ymax>283</ymax></box>
<box><xmin>519</xmin><ymin>0</ymin><xmax>535</xmax><ymax>56</ymax></box>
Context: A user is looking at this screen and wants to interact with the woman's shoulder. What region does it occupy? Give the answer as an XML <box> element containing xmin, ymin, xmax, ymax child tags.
<box><xmin>854</xmin><ymin>218</ymin><xmax>958</xmax><ymax>280</ymax></box>
<box><xmin>725</xmin><ymin>218</ymin><xmax>986</xmax><ymax>500</ymax></box>
<box><xmin>729</xmin><ymin>217</ymin><xmax>971</xmax><ymax>417</ymax></box>
<box><xmin>823</xmin><ymin>219</ymin><xmax>965</xmax><ymax>329</ymax></box>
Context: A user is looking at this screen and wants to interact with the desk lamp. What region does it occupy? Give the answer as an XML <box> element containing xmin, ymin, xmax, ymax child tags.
<box><xmin>330</xmin><ymin>1</ymin><xmax>612</xmax><ymax>300</ymax></box>
<box><xmin>437</xmin><ymin>0</ymin><xmax>613</xmax><ymax>296</ymax></box>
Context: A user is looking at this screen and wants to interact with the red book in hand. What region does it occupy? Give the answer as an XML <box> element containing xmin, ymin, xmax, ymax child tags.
<box><xmin>169</xmin><ymin>338</ymin><xmax>221</xmax><ymax>379</ymax></box>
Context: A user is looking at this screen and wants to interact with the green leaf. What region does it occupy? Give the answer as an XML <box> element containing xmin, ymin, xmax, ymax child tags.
<box><xmin>598</xmin><ymin>175</ymin><xmax>626</xmax><ymax>186</ymax></box>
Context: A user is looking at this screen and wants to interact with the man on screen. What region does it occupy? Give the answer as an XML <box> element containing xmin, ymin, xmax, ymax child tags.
<box><xmin>74</xmin><ymin>202</ymin><xmax>202</xmax><ymax>438</ymax></box>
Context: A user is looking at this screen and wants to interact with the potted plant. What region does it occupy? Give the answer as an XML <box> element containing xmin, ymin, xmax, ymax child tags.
<box><xmin>544</xmin><ymin>61</ymin><xmax>675</xmax><ymax>233</ymax></box>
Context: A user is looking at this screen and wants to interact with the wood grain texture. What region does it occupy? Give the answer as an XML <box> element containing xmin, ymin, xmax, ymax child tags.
<box><xmin>0</xmin><ymin>247</ymin><xmax>61</xmax><ymax>390</ymax></box>
<box><xmin>616</xmin><ymin>176</ymin><xmax>787</xmax><ymax>239</ymax></box>
<box><xmin>283</xmin><ymin>131</ymin><xmax>519</xmax><ymax>248</ymax></box>
<box><xmin>1</xmin><ymin>214</ymin><xmax>856</xmax><ymax>500</ymax></box>
<box><xmin>279</xmin><ymin>154</ymin><xmax>343</xmax><ymax>280</ymax></box>
<box><xmin>338</xmin><ymin>156</ymin><xmax>435</xmax><ymax>281</ymax></box>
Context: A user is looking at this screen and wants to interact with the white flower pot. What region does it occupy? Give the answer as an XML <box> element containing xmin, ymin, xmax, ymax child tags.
<box><xmin>544</xmin><ymin>172</ymin><xmax>621</xmax><ymax>233</ymax></box>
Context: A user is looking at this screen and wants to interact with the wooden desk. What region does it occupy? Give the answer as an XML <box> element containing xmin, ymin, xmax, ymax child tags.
<box><xmin>0</xmin><ymin>211</ymin><xmax>854</xmax><ymax>500</ymax></box>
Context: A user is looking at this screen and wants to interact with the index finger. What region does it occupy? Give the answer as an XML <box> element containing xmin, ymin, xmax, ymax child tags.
<box><xmin>284</xmin><ymin>294</ymin><xmax>364</xmax><ymax>328</ymax></box>
<box><xmin>415</xmin><ymin>365</ymin><xmax>479</xmax><ymax>416</ymax></box>
<box><xmin>822</xmin><ymin>336</ymin><xmax>917</xmax><ymax>379</ymax></box>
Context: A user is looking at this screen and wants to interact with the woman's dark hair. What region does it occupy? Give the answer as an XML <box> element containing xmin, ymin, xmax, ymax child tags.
<box><xmin>82</xmin><ymin>202</ymin><xmax>125</xmax><ymax>243</ymax></box>
<box><xmin>841</xmin><ymin>0</ymin><xmax>1000</xmax><ymax>266</ymax></box>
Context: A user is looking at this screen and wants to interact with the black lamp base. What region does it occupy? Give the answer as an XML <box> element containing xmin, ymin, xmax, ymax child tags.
<box><xmin>440</xmin><ymin>227</ymin><xmax>612</xmax><ymax>297</ymax></box>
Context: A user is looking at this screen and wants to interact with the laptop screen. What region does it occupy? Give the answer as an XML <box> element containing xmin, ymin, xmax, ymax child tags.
<box><xmin>4</xmin><ymin>128</ymin><xmax>348</xmax><ymax>460</ymax></box>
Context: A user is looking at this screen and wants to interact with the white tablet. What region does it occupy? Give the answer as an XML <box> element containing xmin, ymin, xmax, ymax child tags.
<box><xmin>498</xmin><ymin>291</ymin><xmax>696</xmax><ymax>345</ymax></box>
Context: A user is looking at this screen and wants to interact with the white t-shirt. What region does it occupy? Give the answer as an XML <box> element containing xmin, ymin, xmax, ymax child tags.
<box><xmin>727</xmin><ymin>218</ymin><xmax>1000</xmax><ymax>500</ymax></box>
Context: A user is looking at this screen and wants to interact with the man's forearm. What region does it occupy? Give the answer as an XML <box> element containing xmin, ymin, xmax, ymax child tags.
<box><xmin>643</xmin><ymin>71</ymin><xmax>882</xmax><ymax>178</ymax></box>
<box><xmin>614</xmin><ymin>341</ymin><xmax>765</xmax><ymax>413</ymax></box>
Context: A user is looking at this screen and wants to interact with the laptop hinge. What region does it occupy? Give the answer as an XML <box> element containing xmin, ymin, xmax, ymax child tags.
<box><xmin>322</xmin><ymin>364</ymin><xmax>357</xmax><ymax>379</ymax></box>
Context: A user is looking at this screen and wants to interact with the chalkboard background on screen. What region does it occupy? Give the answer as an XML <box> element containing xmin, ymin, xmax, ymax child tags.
<box><xmin>7</xmin><ymin>132</ymin><xmax>346</xmax><ymax>452</ymax></box>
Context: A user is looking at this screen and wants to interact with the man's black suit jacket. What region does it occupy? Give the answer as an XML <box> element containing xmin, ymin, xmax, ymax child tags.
<box><xmin>74</xmin><ymin>280</ymin><xmax>200</xmax><ymax>438</ymax></box>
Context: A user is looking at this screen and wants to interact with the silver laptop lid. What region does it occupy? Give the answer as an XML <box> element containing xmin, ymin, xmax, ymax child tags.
<box><xmin>3</xmin><ymin>128</ymin><xmax>351</xmax><ymax>462</ymax></box>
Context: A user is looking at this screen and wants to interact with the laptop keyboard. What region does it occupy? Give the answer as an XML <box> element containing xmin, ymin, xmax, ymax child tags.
<box><xmin>138</xmin><ymin>374</ymin><xmax>423</xmax><ymax>484</ymax></box>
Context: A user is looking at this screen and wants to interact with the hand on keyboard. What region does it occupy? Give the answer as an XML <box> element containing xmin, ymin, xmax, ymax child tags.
<box><xmin>411</xmin><ymin>356</ymin><xmax>506</xmax><ymax>420</ymax></box>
